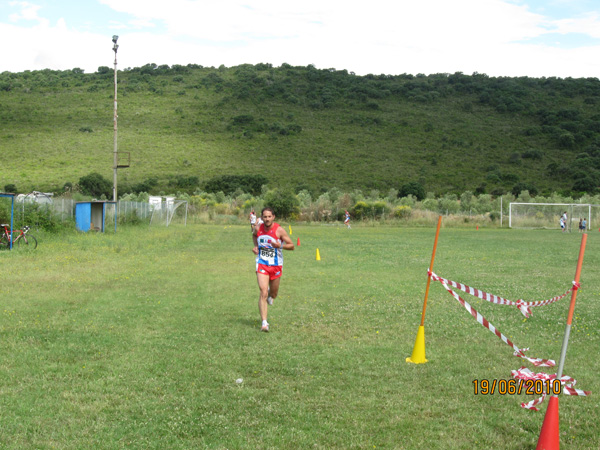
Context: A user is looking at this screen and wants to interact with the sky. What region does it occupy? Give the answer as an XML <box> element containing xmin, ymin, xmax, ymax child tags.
<box><xmin>1</xmin><ymin>0</ymin><xmax>600</xmax><ymax>78</ymax></box>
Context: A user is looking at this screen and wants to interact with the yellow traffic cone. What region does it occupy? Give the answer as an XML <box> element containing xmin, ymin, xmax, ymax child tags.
<box><xmin>406</xmin><ymin>325</ymin><xmax>428</xmax><ymax>364</ymax></box>
<box><xmin>289</xmin><ymin>225</ymin><xmax>293</xmax><ymax>235</ymax></box>
<box><xmin>316</xmin><ymin>248</ymin><xmax>321</xmax><ymax>261</ymax></box>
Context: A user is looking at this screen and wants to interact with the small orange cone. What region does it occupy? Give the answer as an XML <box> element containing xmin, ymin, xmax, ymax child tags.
<box><xmin>535</xmin><ymin>396</ymin><xmax>559</xmax><ymax>450</ymax></box>
<box><xmin>297</xmin><ymin>237</ymin><xmax>301</xmax><ymax>246</ymax></box>
<box><xmin>316</xmin><ymin>248</ymin><xmax>321</xmax><ymax>261</ymax></box>
<box><xmin>476</xmin><ymin>225</ymin><xmax>479</xmax><ymax>230</ymax></box>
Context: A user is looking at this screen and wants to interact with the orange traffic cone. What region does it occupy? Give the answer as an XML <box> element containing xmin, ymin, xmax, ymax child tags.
<box><xmin>535</xmin><ymin>396</ymin><xmax>559</xmax><ymax>450</ymax></box>
<box><xmin>297</xmin><ymin>237</ymin><xmax>301</xmax><ymax>246</ymax></box>
<box><xmin>476</xmin><ymin>225</ymin><xmax>479</xmax><ymax>230</ymax></box>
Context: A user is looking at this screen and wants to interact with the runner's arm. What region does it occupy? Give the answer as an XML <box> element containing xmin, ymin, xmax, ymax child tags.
<box><xmin>275</xmin><ymin>228</ymin><xmax>294</xmax><ymax>251</ymax></box>
<box><xmin>252</xmin><ymin>228</ymin><xmax>259</xmax><ymax>255</ymax></box>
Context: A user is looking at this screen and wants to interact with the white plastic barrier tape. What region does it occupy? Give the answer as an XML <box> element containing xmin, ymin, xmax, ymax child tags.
<box><xmin>511</xmin><ymin>366</ymin><xmax>590</xmax><ymax>411</ymax></box>
<box><xmin>429</xmin><ymin>271</ymin><xmax>555</xmax><ymax>367</ymax></box>
<box><xmin>428</xmin><ymin>271</ymin><xmax>579</xmax><ymax>318</ymax></box>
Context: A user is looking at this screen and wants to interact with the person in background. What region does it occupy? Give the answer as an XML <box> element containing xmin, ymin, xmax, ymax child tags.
<box><xmin>344</xmin><ymin>210</ymin><xmax>351</xmax><ymax>229</ymax></box>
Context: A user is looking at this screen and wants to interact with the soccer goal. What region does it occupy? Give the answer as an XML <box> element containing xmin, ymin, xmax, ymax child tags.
<box><xmin>509</xmin><ymin>203</ymin><xmax>599</xmax><ymax>230</ymax></box>
<box><xmin>149</xmin><ymin>197</ymin><xmax>188</xmax><ymax>227</ymax></box>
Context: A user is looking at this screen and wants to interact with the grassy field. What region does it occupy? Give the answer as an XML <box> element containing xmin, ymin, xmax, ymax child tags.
<box><xmin>1</xmin><ymin>224</ymin><xmax>598</xmax><ymax>449</ymax></box>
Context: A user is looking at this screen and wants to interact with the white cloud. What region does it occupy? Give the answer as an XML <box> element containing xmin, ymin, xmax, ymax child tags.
<box><xmin>552</xmin><ymin>12</ymin><xmax>600</xmax><ymax>38</ymax></box>
<box><xmin>8</xmin><ymin>1</ymin><xmax>48</xmax><ymax>26</ymax></box>
<box><xmin>0</xmin><ymin>0</ymin><xmax>599</xmax><ymax>77</ymax></box>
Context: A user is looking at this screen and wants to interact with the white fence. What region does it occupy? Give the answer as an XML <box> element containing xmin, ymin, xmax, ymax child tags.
<box><xmin>9</xmin><ymin>198</ymin><xmax>183</xmax><ymax>227</ymax></box>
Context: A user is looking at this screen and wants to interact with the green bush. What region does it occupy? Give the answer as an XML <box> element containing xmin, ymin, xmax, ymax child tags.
<box><xmin>78</xmin><ymin>172</ymin><xmax>112</xmax><ymax>198</ymax></box>
<box><xmin>18</xmin><ymin>203</ymin><xmax>70</xmax><ymax>232</ymax></box>
<box><xmin>512</xmin><ymin>182</ymin><xmax>538</xmax><ymax>196</ymax></box>
<box><xmin>372</xmin><ymin>201</ymin><xmax>390</xmax><ymax>217</ymax></box>
<box><xmin>263</xmin><ymin>189</ymin><xmax>300</xmax><ymax>219</ymax></box>
<box><xmin>393</xmin><ymin>205</ymin><xmax>412</xmax><ymax>219</ymax></box>
<box><xmin>204</xmin><ymin>175</ymin><xmax>267</xmax><ymax>196</ymax></box>
<box><xmin>351</xmin><ymin>201</ymin><xmax>370</xmax><ymax>219</ymax></box>
<box><xmin>399</xmin><ymin>182</ymin><xmax>426</xmax><ymax>201</ymax></box>
<box><xmin>489</xmin><ymin>211</ymin><xmax>500</xmax><ymax>222</ymax></box>
<box><xmin>118</xmin><ymin>212</ymin><xmax>141</xmax><ymax>225</ymax></box>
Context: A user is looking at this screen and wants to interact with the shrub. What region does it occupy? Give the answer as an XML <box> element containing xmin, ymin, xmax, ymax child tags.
<box><xmin>204</xmin><ymin>174</ymin><xmax>267</xmax><ymax>196</ymax></box>
<box><xmin>422</xmin><ymin>198</ymin><xmax>439</xmax><ymax>212</ymax></box>
<box><xmin>512</xmin><ymin>182</ymin><xmax>538</xmax><ymax>196</ymax></box>
<box><xmin>232</xmin><ymin>114</ymin><xmax>255</xmax><ymax>126</ymax></box>
<box><xmin>118</xmin><ymin>210</ymin><xmax>143</xmax><ymax>225</ymax></box>
<box><xmin>78</xmin><ymin>172</ymin><xmax>112</xmax><ymax>198</ymax></box>
<box><xmin>129</xmin><ymin>177</ymin><xmax>158</xmax><ymax>194</ymax></box>
<box><xmin>372</xmin><ymin>201</ymin><xmax>390</xmax><ymax>217</ymax></box>
<box><xmin>263</xmin><ymin>189</ymin><xmax>300</xmax><ymax>219</ymax></box>
<box><xmin>572</xmin><ymin>176</ymin><xmax>597</xmax><ymax>194</ymax></box>
<box><xmin>351</xmin><ymin>201</ymin><xmax>370</xmax><ymax>219</ymax></box>
<box><xmin>399</xmin><ymin>182</ymin><xmax>426</xmax><ymax>201</ymax></box>
<box><xmin>19</xmin><ymin>203</ymin><xmax>67</xmax><ymax>232</ymax></box>
<box><xmin>521</xmin><ymin>149</ymin><xmax>544</xmax><ymax>160</ymax></box>
<box><xmin>393</xmin><ymin>205</ymin><xmax>412</xmax><ymax>219</ymax></box>
<box><xmin>170</xmin><ymin>175</ymin><xmax>199</xmax><ymax>190</ymax></box>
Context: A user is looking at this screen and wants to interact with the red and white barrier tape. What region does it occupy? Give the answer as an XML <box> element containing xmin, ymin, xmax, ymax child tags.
<box><xmin>511</xmin><ymin>367</ymin><xmax>591</xmax><ymax>411</ymax></box>
<box><xmin>427</xmin><ymin>270</ymin><xmax>590</xmax><ymax>409</ymax></box>
<box><xmin>429</xmin><ymin>271</ymin><xmax>555</xmax><ymax>367</ymax></box>
<box><xmin>428</xmin><ymin>271</ymin><xmax>579</xmax><ymax>318</ymax></box>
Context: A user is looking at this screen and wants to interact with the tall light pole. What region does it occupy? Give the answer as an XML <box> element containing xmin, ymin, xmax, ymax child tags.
<box><xmin>112</xmin><ymin>35</ymin><xmax>119</xmax><ymax>202</ymax></box>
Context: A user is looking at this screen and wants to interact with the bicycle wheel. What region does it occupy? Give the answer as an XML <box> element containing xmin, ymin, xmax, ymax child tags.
<box><xmin>17</xmin><ymin>234</ymin><xmax>37</xmax><ymax>249</ymax></box>
<box><xmin>0</xmin><ymin>234</ymin><xmax>8</xmax><ymax>249</ymax></box>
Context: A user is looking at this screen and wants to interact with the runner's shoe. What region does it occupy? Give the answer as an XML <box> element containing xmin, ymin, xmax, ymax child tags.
<box><xmin>261</xmin><ymin>320</ymin><xmax>269</xmax><ymax>332</ymax></box>
<box><xmin>267</xmin><ymin>296</ymin><xmax>274</xmax><ymax>305</ymax></box>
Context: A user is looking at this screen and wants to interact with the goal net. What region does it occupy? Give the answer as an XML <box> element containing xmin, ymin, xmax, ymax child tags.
<box><xmin>149</xmin><ymin>198</ymin><xmax>188</xmax><ymax>227</ymax></box>
<box><xmin>509</xmin><ymin>203</ymin><xmax>598</xmax><ymax>231</ymax></box>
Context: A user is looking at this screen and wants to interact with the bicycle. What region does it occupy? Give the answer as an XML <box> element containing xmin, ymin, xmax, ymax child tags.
<box><xmin>0</xmin><ymin>224</ymin><xmax>38</xmax><ymax>249</ymax></box>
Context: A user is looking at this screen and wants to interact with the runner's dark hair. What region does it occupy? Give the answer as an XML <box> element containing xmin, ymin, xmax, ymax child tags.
<box><xmin>261</xmin><ymin>207</ymin><xmax>275</xmax><ymax>216</ymax></box>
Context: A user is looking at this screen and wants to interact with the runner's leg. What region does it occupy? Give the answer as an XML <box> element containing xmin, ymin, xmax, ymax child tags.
<box><xmin>269</xmin><ymin>276</ymin><xmax>281</xmax><ymax>302</ymax></box>
<box><xmin>257</xmin><ymin>272</ymin><xmax>270</xmax><ymax>322</ymax></box>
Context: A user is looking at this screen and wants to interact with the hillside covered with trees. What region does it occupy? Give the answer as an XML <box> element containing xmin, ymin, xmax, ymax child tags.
<box><xmin>1</xmin><ymin>63</ymin><xmax>599</xmax><ymax>197</ymax></box>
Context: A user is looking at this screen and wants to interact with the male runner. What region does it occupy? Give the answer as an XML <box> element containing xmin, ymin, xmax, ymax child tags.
<box><xmin>344</xmin><ymin>210</ymin><xmax>351</xmax><ymax>229</ymax></box>
<box><xmin>252</xmin><ymin>207</ymin><xmax>294</xmax><ymax>332</ymax></box>
<box><xmin>249</xmin><ymin>210</ymin><xmax>257</xmax><ymax>231</ymax></box>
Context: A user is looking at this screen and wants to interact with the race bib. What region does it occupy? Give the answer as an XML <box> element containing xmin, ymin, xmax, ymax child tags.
<box><xmin>259</xmin><ymin>247</ymin><xmax>276</xmax><ymax>261</ymax></box>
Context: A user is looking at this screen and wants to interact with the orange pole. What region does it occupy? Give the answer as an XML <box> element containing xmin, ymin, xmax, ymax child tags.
<box><xmin>565</xmin><ymin>233</ymin><xmax>587</xmax><ymax>326</ymax></box>
<box><xmin>555</xmin><ymin>233</ymin><xmax>587</xmax><ymax>380</ymax></box>
<box><xmin>420</xmin><ymin>216</ymin><xmax>442</xmax><ymax>326</ymax></box>
<box><xmin>536</xmin><ymin>233</ymin><xmax>588</xmax><ymax>450</ymax></box>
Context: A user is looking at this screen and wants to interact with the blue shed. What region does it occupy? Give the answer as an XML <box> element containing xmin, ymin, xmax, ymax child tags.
<box><xmin>75</xmin><ymin>201</ymin><xmax>117</xmax><ymax>232</ymax></box>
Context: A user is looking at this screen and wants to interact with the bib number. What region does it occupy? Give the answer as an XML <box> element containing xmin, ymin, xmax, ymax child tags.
<box><xmin>260</xmin><ymin>247</ymin><xmax>275</xmax><ymax>259</ymax></box>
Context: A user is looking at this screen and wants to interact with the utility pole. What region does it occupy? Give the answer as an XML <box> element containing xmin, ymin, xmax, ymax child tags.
<box><xmin>112</xmin><ymin>35</ymin><xmax>119</xmax><ymax>202</ymax></box>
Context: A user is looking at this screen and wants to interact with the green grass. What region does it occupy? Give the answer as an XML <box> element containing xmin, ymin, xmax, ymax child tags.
<box><xmin>1</xmin><ymin>224</ymin><xmax>599</xmax><ymax>449</ymax></box>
